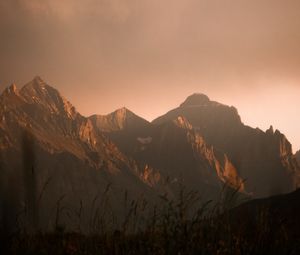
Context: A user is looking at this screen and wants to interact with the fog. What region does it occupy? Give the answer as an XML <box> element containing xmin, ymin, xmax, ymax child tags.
<box><xmin>1</xmin><ymin>0</ymin><xmax>300</xmax><ymax>150</ymax></box>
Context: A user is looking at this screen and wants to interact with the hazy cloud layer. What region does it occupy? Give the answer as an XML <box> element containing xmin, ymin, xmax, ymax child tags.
<box><xmin>1</xmin><ymin>0</ymin><xmax>300</xmax><ymax>149</ymax></box>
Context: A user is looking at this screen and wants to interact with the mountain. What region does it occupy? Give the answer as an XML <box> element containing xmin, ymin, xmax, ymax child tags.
<box><xmin>89</xmin><ymin>108</ymin><xmax>245</xmax><ymax>201</ymax></box>
<box><xmin>90</xmin><ymin>107</ymin><xmax>150</xmax><ymax>132</ymax></box>
<box><xmin>1</xmin><ymin>76</ymin><xmax>132</xmax><ymax>169</ymax></box>
<box><xmin>1</xmin><ymin>79</ymin><xmax>299</xmax><ymax>232</ymax></box>
<box><xmin>89</xmin><ymin>108</ymin><xmax>154</xmax><ymax>172</ymax></box>
<box><xmin>132</xmin><ymin>116</ymin><xmax>244</xmax><ymax>194</ymax></box>
<box><xmin>0</xmin><ymin>77</ymin><xmax>156</xmax><ymax>231</ymax></box>
<box><xmin>152</xmin><ymin>93</ymin><xmax>299</xmax><ymax>197</ymax></box>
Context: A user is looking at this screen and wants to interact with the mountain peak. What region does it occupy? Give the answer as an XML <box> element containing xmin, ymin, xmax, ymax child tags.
<box><xmin>112</xmin><ymin>107</ymin><xmax>149</xmax><ymax>123</ymax></box>
<box><xmin>33</xmin><ymin>75</ymin><xmax>44</xmax><ymax>83</ymax></box>
<box><xmin>115</xmin><ymin>107</ymin><xmax>131</xmax><ymax>115</ymax></box>
<box><xmin>90</xmin><ymin>107</ymin><xmax>150</xmax><ymax>132</ymax></box>
<box><xmin>1</xmin><ymin>83</ymin><xmax>21</xmax><ymax>102</ymax></box>
<box><xmin>19</xmin><ymin>77</ymin><xmax>77</xmax><ymax>118</ymax></box>
<box><xmin>180</xmin><ymin>93</ymin><xmax>210</xmax><ymax>107</ymax></box>
<box><xmin>9</xmin><ymin>83</ymin><xmax>18</xmax><ymax>91</ymax></box>
<box><xmin>266</xmin><ymin>125</ymin><xmax>274</xmax><ymax>135</ymax></box>
<box><xmin>3</xmin><ymin>83</ymin><xmax>18</xmax><ymax>95</ymax></box>
<box><xmin>21</xmin><ymin>76</ymin><xmax>48</xmax><ymax>95</ymax></box>
<box><xmin>29</xmin><ymin>75</ymin><xmax>47</xmax><ymax>88</ymax></box>
<box><xmin>110</xmin><ymin>107</ymin><xmax>149</xmax><ymax>129</ymax></box>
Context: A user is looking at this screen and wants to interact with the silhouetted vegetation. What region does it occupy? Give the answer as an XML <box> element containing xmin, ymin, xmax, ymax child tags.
<box><xmin>1</xmin><ymin>130</ymin><xmax>300</xmax><ymax>254</ymax></box>
<box><xmin>22</xmin><ymin>129</ymin><xmax>39</xmax><ymax>233</ymax></box>
<box><xmin>1</xmin><ymin>178</ymin><xmax>300</xmax><ymax>254</ymax></box>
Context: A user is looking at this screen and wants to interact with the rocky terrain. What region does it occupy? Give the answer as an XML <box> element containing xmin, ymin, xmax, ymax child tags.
<box><xmin>0</xmin><ymin>77</ymin><xmax>155</xmax><ymax>231</ymax></box>
<box><xmin>0</xmin><ymin>77</ymin><xmax>299</xmax><ymax>231</ymax></box>
<box><xmin>152</xmin><ymin>94</ymin><xmax>300</xmax><ymax>197</ymax></box>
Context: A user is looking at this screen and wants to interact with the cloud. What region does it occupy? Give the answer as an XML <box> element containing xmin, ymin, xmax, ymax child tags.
<box><xmin>6</xmin><ymin>0</ymin><xmax>132</xmax><ymax>24</ymax></box>
<box><xmin>1</xmin><ymin>0</ymin><xmax>300</xmax><ymax>90</ymax></box>
<box><xmin>1</xmin><ymin>0</ymin><xmax>300</xmax><ymax>149</ymax></box>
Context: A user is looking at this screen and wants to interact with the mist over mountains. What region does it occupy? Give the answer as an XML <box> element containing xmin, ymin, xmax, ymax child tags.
<box><xmin>0</xmin><ymin>76</ymin><xmax>299</xmax><ymax>231</ymax></box>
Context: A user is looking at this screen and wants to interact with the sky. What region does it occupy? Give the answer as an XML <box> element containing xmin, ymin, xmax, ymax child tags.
<box><xmin>0</xmin><ymin>0</ymin><xmax>300</xmax><ymax>151</ymax></box>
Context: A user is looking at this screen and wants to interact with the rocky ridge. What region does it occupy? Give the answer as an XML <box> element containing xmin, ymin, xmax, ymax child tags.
<box><xmin>152</xmin><ymin>93</ymin><xmax>299</xmax><ymax>197</ymax></box>
<box><xmin>0</xmin><ymin>79</ymin><xmax>299</xmax><ymax>231</ymax></box>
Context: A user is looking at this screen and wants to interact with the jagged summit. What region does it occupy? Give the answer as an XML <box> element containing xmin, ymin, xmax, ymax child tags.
<box><xmin>33</xmin><ymin>75</ymin><xmax>44</xmax><ymax>83</ymax></box>
<box><xmin>21</xmin><ymin>75</ymin><xmax>48</xmax><ymax>93</ymax></box>
<box><xmin>2</xmin><ymin>83</ymin><xmax>19</xmax><ymax>96</ymax></box>
<box><xmin>266</xmin><ymin>125</ymin><xmax>274</xmax><ymax>135</ymax></box>
<box><xmin>0</xmin><ymin>75</ymin><xmax>299</xmax><ymax>215</ymax></box>
<box><xmin>8</xmin><ymin>83</ymin><xmax>18</xmax><ymax>92</ymax></box>
<box><xmin>91</xmin><ymin>107</ymin><xmax>136</xmax><ymax>122</ymax></box>
<box><xmin>0</xmin><ymin>83</ymin><xmax>23</xmax><ymax>108</ymax></box>
<box><xmin>108</xmin><ymin>107</ymin><xmax>136</xmax><ymax>129</ymax></box>
<box><xmin>18</xmin><ymin>76</ymin><xmax>77</xmax><ymax>119</ymax></box>
<box><xmin>114</xmin><ymin>106</ymin><xmax>133</xmax><ymax>117</ymax></box>
<box><xmin>1</xmin><ymin>76</ymin><xmax>44</xmax><ymax>98</ymax></box>
<box><xmin>20</xmin><ymin>76</ymin><xmax>58</xmax><ymax>98</ymax></box>
<box><xmin>90</xmin><ymin>107</ymin><xmax>150</xmax><ymax>132</ymax></box>
<box><xmin>180</xmin><ymin>93</ymin><xmax>210</xmax><ymax>107</ymax></box>
<box><xmin>152</xmin><ymin>92</ymin><xmax>299</xmax><ymax>197</ymax></box>
<box><xmin>153</xmin><ymin>93</ymin><xmax>241</xmax><ymax>127</ymax></box>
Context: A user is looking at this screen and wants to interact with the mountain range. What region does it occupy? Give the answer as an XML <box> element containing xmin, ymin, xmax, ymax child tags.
<box><xmin>0</xmin><ymin>76</ymin><xmax>299</xmax><ymax>231</ymax></box>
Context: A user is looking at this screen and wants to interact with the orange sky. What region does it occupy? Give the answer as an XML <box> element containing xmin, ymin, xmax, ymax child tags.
<box><xmin>0</xmin><ymin>0</ymin><xmax>300</xmax><ymax>151</ymax></box>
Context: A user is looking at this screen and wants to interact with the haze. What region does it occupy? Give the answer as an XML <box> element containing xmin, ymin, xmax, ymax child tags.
<box><xmin>0</xmin><ymin>0</ymin><xmax>300</xmax><ymax>151</ymax></box>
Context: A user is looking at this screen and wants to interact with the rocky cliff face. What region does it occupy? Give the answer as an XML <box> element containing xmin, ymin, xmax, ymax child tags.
<box><xmin>0</xmin><ymin>79</ymin><xmax>299</xmax><ymax>231</ymax></box>
<box><xmin>152</xmin><ymin>93</ymin><xmax>299</xmax><ymax>197</ymax></box>
<box><xmin>0</xmin><ymin>77</ymin><xmax>156</xmax><ymax>231</ymax></box>
<box><xmin>90</xmin><ymin>109</ymin><xmax>245</xmax><ymax>202</ymax></box>
<box><xmin>1</xmin><ymin>77</ymin><xmax>131</xmax><ymax>169</ymax></box>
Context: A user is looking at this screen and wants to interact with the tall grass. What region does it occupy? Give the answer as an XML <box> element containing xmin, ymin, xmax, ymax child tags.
<box><xmin>22</xmin><ymin>129</ymin><xmax>39</xmax><ymax>233</ymax></box>
<box><xmin>0</xmin><ymin>131</ymin><xmax>299</xmax><ymax>254</ymax></box>
<box><xmin>1</xmin><ymin>179</ymin><xmax>300</xmax><ymax>254</ymax></box>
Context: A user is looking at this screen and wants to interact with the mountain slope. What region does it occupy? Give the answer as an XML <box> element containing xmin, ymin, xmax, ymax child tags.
<box><xmin>132</xmin><ymin>116</ymin><xmax>245</xmax><ymax>195</ymax></box>
<box><xmin>89</xmin><ymin>108</ymin><xmax>152</xmax><ymax>160</ymax></box>
<box><xmin>90</xmin><ymin>107</ymin><xmax>150</xmax><ymax>132</ymax></box>
<box><xmin>1</xmin><ymin>79</ymin><xmax>299</xmax><ymax>232</ymax></box>
<box><xmin>91</xmin><ymin>108</ymin><xmax>246</xmax><ymax>201</ymax></box>
<box><xmin>152</xmin><ymin>93</ymin><xmax>299</xmax><ymax>197</ymax></box>
<box><xmin>0</xmin><ymin>77</ymin><xmax>157</xmax><ymax>231</ymax></box>
<box><xmin>1</xmin><ymin>76</ymin><xmax>126</xmax><ymax>167</ymax></box>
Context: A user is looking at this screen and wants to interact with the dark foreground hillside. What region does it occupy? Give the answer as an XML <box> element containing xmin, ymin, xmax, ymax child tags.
<box><xmin>1</xmin><ymin>188</ymin><xmax>300</xmax><ymax>255</ymax></box>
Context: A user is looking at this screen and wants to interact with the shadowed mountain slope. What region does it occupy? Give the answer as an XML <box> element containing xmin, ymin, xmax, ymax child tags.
<box><xmin>0</xmin><ymin>77</ymin><xmax>156</xmax><ymax>231</ymax></box>
<box><xmin>152</xmin><ymin>93</ymin><xmax>299</xmax><ymax>197</ymax></box>
<box><xmin>0</xmin><ymin>78</ymin><xmax>299</xmax><ymax>232</ymax></box>
<box><xmin>90</xmin><ymin>110</ymin><xmax>246</xmax><ymax>201</ymax></box>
